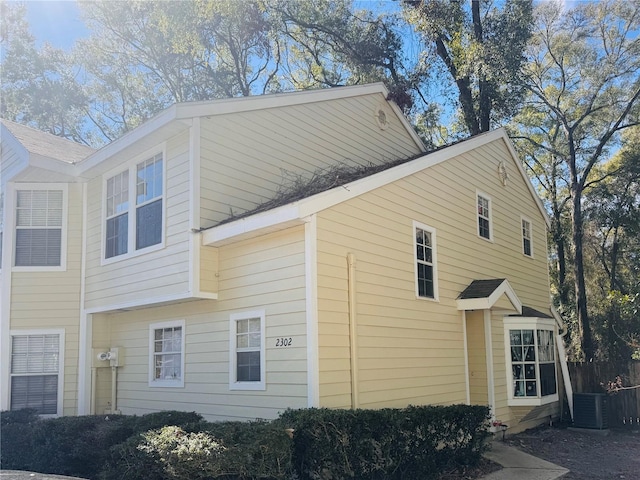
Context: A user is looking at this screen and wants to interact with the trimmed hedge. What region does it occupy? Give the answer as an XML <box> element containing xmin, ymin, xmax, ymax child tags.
<box><xmin>0</xmin><ymin>409</ymin><xmax>203</xmax><ymax>478</ymax></box>
<box><xmin>281</xmin><ymin>405</ymin><xmax>491</xmax><ymax>480</ymax></box>
<box><xmin>1</xmin><ymin>405</ymin><xmax>490</xmax><ymax>480</ymax></box>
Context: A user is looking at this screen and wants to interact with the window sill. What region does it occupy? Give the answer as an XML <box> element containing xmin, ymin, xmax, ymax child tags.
<box><xmin>508</xmin><ymin>393</ymin><xmax>559</xmax><ymax>407</ymax></box>
<box><xmin>229</xmin><ymin>382</ymin><xmax>266</xmax><ymax>391</ymax></box>
<box><xmin>12</xmin><ymin>265</ymin><xmax>67</xmax><ymax>273</ymax></box>
<box><xmin>149</xmin><ymin>379</ymin><xmax>184</xmax><ymax>388</ymax></box>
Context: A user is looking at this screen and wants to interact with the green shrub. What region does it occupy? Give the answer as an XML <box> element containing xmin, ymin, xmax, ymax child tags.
<box><xmin>137</xmin><ymin>426</ymin><xmax>225</xmax><ymax>479</ymax></box>
<box><xmin>1</xmin><ymin>406</ymin><xmax>489</xmax><ymax>480</ymax></box>
<box><xmin>280</xmin><ymin>404</ymin><xmax>491</xmax><ymax>480</ymax></box>
<box><xmin>101</xmin><ymin>419</ymin><xmax>293</xmax><ymax>480</ymax></box>
<box><xmin>0</xmin><ymin>410</ymin><xmax>204</xmax><ymax>479</ymax></box>
<box><xmin>204</xmin><ymin>419</ymin><xmax>293</xmax><ymax>479</ymax></box>
<box><xmin>1</xmin><ymin>409</ymin><xmax>40</xmax><ymax>471</ymax></box>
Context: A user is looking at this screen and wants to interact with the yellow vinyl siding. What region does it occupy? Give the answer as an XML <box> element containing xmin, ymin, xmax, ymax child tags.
<box><xmin>92</xmin><ymin>227</ymin><xmax>308</xmax><ymax>421</ymax></box>
<box><xmin>84</xmin><ymin>133</ymin><xmax>191</xmax><ymax>310</ymax></box>
<box><xmin>9</xmin><ymin>183</ymin><xmax>84</xmax><ymax>415</ymax></box>
<box><xmin>316</xmin><ymin>137</ymin><xmax>551</xmax><ymax>413</ymax></box>
<box><xmin>198</xmin><ymin>94</ymin><xmax>422</xmax><ymax>226</ymax></box>
<box><xmin>199</xmin><ymin>245</ymin><xmax>219</xmax><ymax>294</ymax></box>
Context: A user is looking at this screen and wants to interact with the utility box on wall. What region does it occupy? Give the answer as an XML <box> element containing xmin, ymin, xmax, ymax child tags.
<box><xmin>573</xmin><ymin>393</ymin><xmax>608</xmax><ymax>429</ymax></box>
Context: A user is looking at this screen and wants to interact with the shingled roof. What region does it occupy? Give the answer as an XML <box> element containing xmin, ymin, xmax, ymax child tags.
<box><xmin>457</xmin><ymin>279</ymin><xmax>508</xmax><ymax>300</ymax></box>
<box><xmin>1</xmin><ymin>119</ymin><xmax>95</xmax><ymax>164</ymax></box>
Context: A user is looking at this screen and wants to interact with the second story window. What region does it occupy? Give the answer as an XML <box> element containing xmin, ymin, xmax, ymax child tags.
<box><xmin>522</xmin><ymin>218</ymin><xmax>533</xmax><ymax>257</ymax></box>
<box><xmin>104</xmin><ymin>152</ymin><xmax>164</xmax><ymax>260</ymax></box>
<box><xmin>477</xmin><ymin>193</ymin><xmax>492</xmax><ymax>240</ymax></box>
<box><xmin>15</xmin><ymin>188</ymin><xmax>64</xmax><ymax>267</ymax></box>
<box><xmin>414</xmin><ymin>222</ymin><xmax>438</xmax><ymax>300</ymax></box>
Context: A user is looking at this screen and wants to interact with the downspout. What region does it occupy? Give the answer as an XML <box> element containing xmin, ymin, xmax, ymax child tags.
<box><xmin>552</xmin><ymin>306</ymin><xmax>573</xmax><ymax>421</ymax></box>
<box><xmin>347</xmin><ymin>253</ymin><xmax>359</xmax><ymax>409</ymax></box>
<box><xmin>110</xmin><ymin>366</ymin><xmax>118</xmax><ymax>414</ymax></box>
<box><xmin>90</xmin><ymin>366</ymin><xmax>97</xmax><ymax>415</ymax></box>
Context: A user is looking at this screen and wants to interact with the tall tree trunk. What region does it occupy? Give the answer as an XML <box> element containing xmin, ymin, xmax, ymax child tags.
<box><xmin>551</xmin><ymin>212</ymin><xmax>569</xmax><ymax>306</ymax></box>
<box><xmin>571</xmin><ymin>183</ymin><xmax>593</xmax><ymax>360</ymax></box>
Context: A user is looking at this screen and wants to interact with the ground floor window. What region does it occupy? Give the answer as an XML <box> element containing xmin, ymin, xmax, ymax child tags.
<box><xmin>149</xmin><ymin>320</ymin><xmax>185</xmax><ymax>387</ymax></box>
<box><xmin>10</xmin><ymin>331</ymin><xmax>63</xmax><ymax>415</ymax></box>
<box><xmin>504</xmin><ymin>317</ymin><xmax>558</xmax><ymax>406</ymax></box>
<box><xmin>229</xmin><ymin>310</ymin><xmax>265</xmax><ymax>390</ymax></box>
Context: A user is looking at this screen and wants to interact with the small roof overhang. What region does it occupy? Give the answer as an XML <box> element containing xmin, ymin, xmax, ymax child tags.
<box><xmin>456</xmin><ymin>278</ymin><xmax>522</xmax><ymax>314</ymax></box>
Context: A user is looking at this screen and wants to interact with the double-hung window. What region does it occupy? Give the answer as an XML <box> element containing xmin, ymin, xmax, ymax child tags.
<box><xmin>104</xmin><ymin>152</ymin><xmax>164</xmax><ymax>260</ymax></box>
<box><xmin>149</xmin><ymin>320</ymin><xmax>185</xmax><ymax>387</ymax></box>
<box><xmin>10</xmin><ymin>331</ymin><xmax>64</xmax><ymax>416</ymax></box>
<box><xmin>504</xmin><ymin>317</ymin><xmax>558</xmax><ymax>406</ymax></box>
<box><xmin>477</xmin><ymin>192</ymin><xmax>492</xmax><ymax>240</ymax></box>
<box><xmin>229</xmin><ymin>311</ymin><xmax>265</xmax><ymax>390</ymax></box>
<box><xmin>414</xmin><ymin>222</ymin><xmax>438</xmax><ymax>300</ymax></box>
<box><xmin>15</xmin><ymin>187</ymin><xmax>66</xmax><ymax>268</ymax></box>
<box><xmin>522</xmin><ymin>218</ymin><xmax>533</xmax><ymax>257</ymax></box>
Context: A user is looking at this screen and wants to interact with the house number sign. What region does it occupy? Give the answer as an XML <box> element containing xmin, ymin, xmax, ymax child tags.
<box><xmin>275</xmin><ymin>337</ymin><xmax>292</xmax><ymax>347</ymax></box>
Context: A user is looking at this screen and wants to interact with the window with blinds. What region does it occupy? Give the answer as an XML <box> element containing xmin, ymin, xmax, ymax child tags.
<box><xmin>10</xmin><ymin>333</ymin><xmax>61</xmax><ymax>415</ymax></box>
<box><xmin>15</xmin><ymin>190</ymin><xmax>63</xmax><ymax>267</ymax></box>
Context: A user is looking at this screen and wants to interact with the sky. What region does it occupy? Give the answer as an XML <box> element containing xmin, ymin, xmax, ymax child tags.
<box><xmin>16</xmin><ymin>0</ymin><xmax>403</xmax><ymax>51</ymax></box>
<box><xmin>19</xmin><ymin>0</ymin><xmax>88</xmax><ymax>49</ymax></box>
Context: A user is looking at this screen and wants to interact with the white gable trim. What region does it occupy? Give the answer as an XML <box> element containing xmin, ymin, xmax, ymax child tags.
<box><xmin>202</xmin><ymin>129</ymin><xmax>529</xmax><ymax>247</ymax></box>
<box><xmin>456</xmin><ymin>279</ymin><xmax>522</xmax><ymax>313</ymax></box>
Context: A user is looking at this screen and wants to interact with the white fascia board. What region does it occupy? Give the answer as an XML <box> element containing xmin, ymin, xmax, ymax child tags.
<box><xmin>203</xmin><ymin>129</ymin><xmax>510</xmax><ymax>246</ymax></box>
<box><xmin>488</xmin><ymin>279</ymin><xmax>522</xmax><ymax>314</ymax></box>
<box><xmin>202</xmin><ymin>205</ymin><xmax>305</xmax><ymax>246</ymax></box>
<box><xmin>456</xmin><ymin>279</ymin><xmax>522</xmax><ymax>313</ymax></box>
<box><xmin>174</xmin><ymin>83</ymin><xmax>389</xmax><ymax>119</ymax></box>
<box><xmin>85</xmin><ymin>290</ymin><xmax>217</xmax><ymax>314</ymax></box>
<box><xmin>76</xmin><ymin>105</ymin><xmax>180</xmax><ymax>174</ymax></box>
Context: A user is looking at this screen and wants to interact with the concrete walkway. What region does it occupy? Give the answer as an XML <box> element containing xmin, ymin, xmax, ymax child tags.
<box><xmin>481</xmin><ymin>441</ymin><xmax>569</xmax><ymax>479</ymax></box>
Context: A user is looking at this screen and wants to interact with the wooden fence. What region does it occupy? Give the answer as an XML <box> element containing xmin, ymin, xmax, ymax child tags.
<box><xmin>568</xmin><ymin>361</ymin><xmax>640</xmax><ymax>427</ymax></box>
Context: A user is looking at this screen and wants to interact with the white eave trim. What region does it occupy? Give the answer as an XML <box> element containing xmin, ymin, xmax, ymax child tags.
<box><xmin>456</xmin><ymin>279</ymin><xmax>523</xmax><ymax>313</ymax></box>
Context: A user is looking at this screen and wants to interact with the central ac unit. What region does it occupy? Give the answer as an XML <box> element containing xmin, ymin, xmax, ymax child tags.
<box><xmin>573</xmin><ymin>393</ymin><xmax>608</xmax><ymax>429</ymax></box>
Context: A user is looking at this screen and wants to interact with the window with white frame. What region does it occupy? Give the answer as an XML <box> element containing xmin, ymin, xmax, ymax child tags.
<box><xmin>414</xmin><ymin>222</ymin><xmax>438</xmax><ymax>300</ymax></box>
<box><xmin>149</xmin><ymin>320</ymin><xmax>185</xmax><ymax>387</ymax></box>
<box><xmin>10</xmin><ymin>331</ymin><xmax>63</xmax><ymax>415</ymax></box>
<box><xmin>477</xmin><ymin>193</ymin><xmax>492</xmax><ymax>240</ymax></box>
<box><xmin>522</xmin><ymin>218</ymin><xmax>533</xmax><ymax>257</ymax></box>
<box><xmin>229</xmin><ymin>311</ymin><xmax>265</xmax><ymax>390</ymax></box>
<box><xmin>15</xmin><ymin>189</ymin><xmax>65</xmax><ymax>267</ymax></box>
<box><xmin>105</xmin><ymin>152</ymin><xmax>163</xmax><ymax>260</ymax></box>
<box><xmin>504</xmin><ymin>318</ymin><xmax>558</xmax><ymax>405</ymax></box>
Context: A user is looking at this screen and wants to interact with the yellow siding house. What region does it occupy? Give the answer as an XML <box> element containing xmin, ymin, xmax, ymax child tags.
<box><xmin>1</xmin><ymin>83</ymin><xmax>565</xmax><ymax>433</ymax></box>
